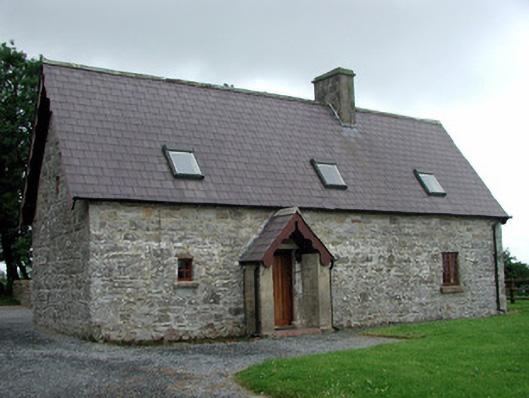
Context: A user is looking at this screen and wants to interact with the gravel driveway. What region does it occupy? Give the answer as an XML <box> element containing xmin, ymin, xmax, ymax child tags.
<box><xmin>0</xmin><ymin>307</ymin><xmax>399</xmax><ymax>397</ymax></box>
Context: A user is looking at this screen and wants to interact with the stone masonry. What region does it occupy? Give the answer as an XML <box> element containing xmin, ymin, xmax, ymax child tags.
<box><xmin>12</xmin><ymin>280</ymin><xmax>32</xmax><ymax>308</ymax></box>
<box><xmin>88</xmin><ymin>203</ymin><xmax>270</xmax><ymax>342</ymax></box>
<box><xmin>88</xmin><ymin>204</ymin><xmax>506</xmax><ymax>341</ymax></box>
<box><xmin>304</xmin><ymin>211</ymin><xmax>506</xmax><ymax>328</ymax></box>
<box><xmin>31</xmin><ymin>120</ymin><xmax>92</xmax><ymax>337</ymax></box>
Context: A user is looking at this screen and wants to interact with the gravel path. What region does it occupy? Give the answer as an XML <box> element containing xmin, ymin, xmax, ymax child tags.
<box><xmin>0</xmin><ymin>307</ymin><xmax>399</xmax><ymax>397</ymax></box>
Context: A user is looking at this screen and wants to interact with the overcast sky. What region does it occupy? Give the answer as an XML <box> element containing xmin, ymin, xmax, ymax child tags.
<box><xmin>1</xmin><ymin>0</ymin><xmax>528</xmax><ymax>262</ymax></box>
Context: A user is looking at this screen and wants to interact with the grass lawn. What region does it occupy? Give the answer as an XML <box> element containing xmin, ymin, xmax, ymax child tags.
<box><xmin>236</xmin><ymin>305</ymin><xmax>529</xmax><ymax>398</ymax></box>
<box><xmin>507</xmin><ymin>299</ymin><xmax>529</xmax><ymax>313</ymax></box>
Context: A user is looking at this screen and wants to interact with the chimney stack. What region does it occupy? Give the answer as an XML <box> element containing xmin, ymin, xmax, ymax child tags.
<box><xmin>312</xmin><ymin>67</ymin><xmax>356</xmax><ymax>126</ymax></box>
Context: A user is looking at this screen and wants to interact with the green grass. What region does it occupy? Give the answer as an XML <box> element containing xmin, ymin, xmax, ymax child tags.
<box><xmin>507</xmin><ymin>300</ymin><xmax>529</xmax><ymax>313</ymax></box>
<box><xmin>0</xmin><ymin>294</ymin><xmax>20</xmax><ymax>306</ymax></box>
<box><xmin>236</xmin><ymin>308</ymin><xmax>529</xmax><ymax>398</ymax></box>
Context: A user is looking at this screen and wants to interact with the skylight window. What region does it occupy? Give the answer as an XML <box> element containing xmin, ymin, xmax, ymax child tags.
<box><xmin>414</xmin><ymin>169</ymin><xmax>445</xmax><ymax>196</ymax></box>
<box><xmin>311</xmin><ymin>159</ymin><xmax>347</xmax><ymax>190</ymax></box>
<box><xmin>163</xmin><ymin>145</ymin><xmax>204</xmax><ymax>179</ymax></box>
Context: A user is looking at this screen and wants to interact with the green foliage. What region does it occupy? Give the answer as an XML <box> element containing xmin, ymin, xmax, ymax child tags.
<box><xmin>0</xmin><ymin>41</ymin><xmax>40</xmax><ymax>291</ymax></box>
<box><xmin>503</xmin><ymin>249</ymin><xmax>529</xmax><ymax>280</ymax></box>
<box><xmin>0</xmin><ymin>294</ymin><xmax>20</xmax><ymax>306</ymax></box>
<box><xmin>236</xmin><ymin>310</ymin><xmax>529</xmax><ymax>397</ymax></box>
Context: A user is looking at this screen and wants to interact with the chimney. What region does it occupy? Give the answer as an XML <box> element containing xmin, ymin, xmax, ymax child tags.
<box><xmin>312</xmin><ymin>67</ymin><xmax>356</xmax><ymax>126</ymax></box>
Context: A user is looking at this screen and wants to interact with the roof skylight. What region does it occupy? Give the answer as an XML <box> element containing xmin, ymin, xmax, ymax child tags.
<box><xmin>163</xmin><ymin>145</ymin><xmax>204</xmax><ymax>179</ymax></box>
<box><xmin>414</xmin><ymin>169</ymin><xmax>445</xmax><ymax>196</ymax></box>
<box><xmin>311</xmin><ymin>159</ymin><xmax>347</xmax><ymax>190</ymax></box>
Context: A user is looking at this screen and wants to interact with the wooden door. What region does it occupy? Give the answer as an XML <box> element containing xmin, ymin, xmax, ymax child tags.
<box><xmin>273</xmin><ymin>251</ymin><xmax>294</xmax><ymax>327</ymax></box>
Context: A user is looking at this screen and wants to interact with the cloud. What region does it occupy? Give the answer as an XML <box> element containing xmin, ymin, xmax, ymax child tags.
<box><xmin>1</xmin><ymin>0</ymin><xmax>528</xmax><ymax>260</ymax></box>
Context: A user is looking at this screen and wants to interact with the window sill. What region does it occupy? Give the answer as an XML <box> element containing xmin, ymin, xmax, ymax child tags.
<box><xmin>440</xmin><ymin>285</ymin><xmax>464</xmax><ymax>294</ymax></box>
<box><xmin>175</xmin><ymin>281</ymin><xmax>199</xmax><ymax>289</ymax></box>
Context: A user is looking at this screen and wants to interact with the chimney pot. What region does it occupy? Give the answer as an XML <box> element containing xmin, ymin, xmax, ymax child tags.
<box><xmin>312</xmin><ymin>67</ymin><xmax>356</xmax><ymax>126</ymax></box>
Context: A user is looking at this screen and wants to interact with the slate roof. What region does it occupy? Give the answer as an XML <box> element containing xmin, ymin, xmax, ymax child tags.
<box><xmin>24</xmin><ymin>60</ymin><xmax>508</xmax><ymax>220</ymax></box>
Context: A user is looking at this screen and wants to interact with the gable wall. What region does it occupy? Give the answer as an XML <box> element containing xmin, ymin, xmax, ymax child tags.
<box><xmin>31</xmin><ymin>119</ymin><xmax>92</xmax><ymax>337</ymax></box>
<box><xmin>86</xmin><ymin>202</ymin><xmax>504</xmax><ymax>341</ymax></box>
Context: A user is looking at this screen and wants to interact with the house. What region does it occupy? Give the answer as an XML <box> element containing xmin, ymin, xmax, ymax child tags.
<box><xmin>22</xmin><ymin>61</ymin><xmax>509</xmax><ymax>342</ymax></box>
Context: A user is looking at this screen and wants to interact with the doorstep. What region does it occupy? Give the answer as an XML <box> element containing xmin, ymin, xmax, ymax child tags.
<box><xmin>273</xmin><ymin>327</ymin><xmax>322</xmax><ymax>337</ymax></box>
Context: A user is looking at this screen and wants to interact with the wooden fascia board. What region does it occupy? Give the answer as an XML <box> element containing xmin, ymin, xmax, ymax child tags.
<box><xmin>262</xmin><ymin>213</ymin><xmax>333</xmax><ymax>267</ymax></box>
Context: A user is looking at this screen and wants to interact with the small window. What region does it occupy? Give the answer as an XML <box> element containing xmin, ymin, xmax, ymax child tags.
<box><xmin>442</xmin><ymin>252</ymin><xmax>459</xmax><ymax>286</ymax></box>
<box><xmin>311</xmin><ymin>159</ymin><xmax>347</xmax><ymax>190</ymax></box>
<box><xmin>178</xmin><ymin>258</ymin><xmax>193</xmax><ymax>281</ymax></box>
<box><xmin>415</xmin><ymin>169</ymin><xmax>446</xmax><ymax>196</ymax></box>
<box><xmin>163</xmin><ymin>145</ymin><xmax>204</xmax><ymax>179</ymax></box>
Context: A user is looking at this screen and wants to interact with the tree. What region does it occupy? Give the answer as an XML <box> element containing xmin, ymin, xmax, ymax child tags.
<box><xmin>0</xmin><ymin>41</ymin><xmax>40</xmax><ymax>294</ymax></box>
<box><xmin>503</xmin><ymin>249</ymin><xmax>529</xmax><ymax>280</ymax></box>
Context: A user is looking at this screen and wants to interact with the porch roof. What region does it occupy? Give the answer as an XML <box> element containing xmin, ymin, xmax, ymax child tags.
<box><xmin>240</xmin><ymin>208</ymin><xmax>334</xmax><ymax>267</ymax></box>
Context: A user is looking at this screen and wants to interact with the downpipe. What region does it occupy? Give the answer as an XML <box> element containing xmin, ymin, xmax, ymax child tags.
<box><xmin>492</xmin><ymin>222</ymin><xmax>506</xmax><ymax>314</ymax></box>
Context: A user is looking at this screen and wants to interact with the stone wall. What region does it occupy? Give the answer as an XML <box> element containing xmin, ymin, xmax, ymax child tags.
<box><xmin>88</xmin><ymin>203</ymin><xmax>272</xmax><ymax>342</ymax></box>
<box><xmin>85</xmin><ymin>202</ymin><xmax>504</xmax><ymax>341</ymax></box>
<box><xmin>304</xmin><ymin>211</ymin><xmax>505</xmax><ymax>328</ymax></box>
<box><xmin>12</xmin><ymin>280</ymin><xmax>32</xmax><ymax>308</ymax></box>
<box><xmin>31</xmin><ymin>119</ymin><xmax>92</xmax><ymax>337</ymax></box>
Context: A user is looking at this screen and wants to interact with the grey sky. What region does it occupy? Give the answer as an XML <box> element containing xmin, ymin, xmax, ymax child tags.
<box><xmin>1</xmin><ymin>0</ymin><xmax>528</xmax><ymax>261</ymax></box>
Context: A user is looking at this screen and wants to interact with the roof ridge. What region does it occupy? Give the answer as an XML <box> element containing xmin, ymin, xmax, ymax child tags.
<box><xmin>356</xmin><ymin>107</ymin><xmax>441</xmax><ymax>124</ymax></box>
<box><xmin>42</xmin><ymin>58</ymin><xmax>319</xmax><ymax>105</ymax></box>
<box><xmin>42</xmin><ymin>59</ymin><xmax>442</xmax><ymax>124</ymax></box>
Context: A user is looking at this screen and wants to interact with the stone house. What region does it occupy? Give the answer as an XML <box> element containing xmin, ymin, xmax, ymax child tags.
<box><xmin>21</xmin><ymin>61</ymin><xmax>509</xmax><ymax>342</ymax></box>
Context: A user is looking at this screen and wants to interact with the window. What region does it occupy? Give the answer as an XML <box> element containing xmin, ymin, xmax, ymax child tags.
<box><xmin>163</xmin><ymin>145</ymin><xmax>204</xmax><ymax>179</ymax></box>
<box><xmin>311</xmin><ymin>159</ymin><xmax>347</xmax><ymax>190</ymax></box>
<box><xmin>414</xmin><ymin>169</ymin><xmax>446</xmax><ymax>196</ymax></box>
<box><xmin>178</xmin><ymin>258</ymin><xmax>193</xmax><ymax>281</ymax></box>
<box><xmin>442</xmin><ymin>252</ymin><xmax>459</xmax><ymax>286</ymax></box>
